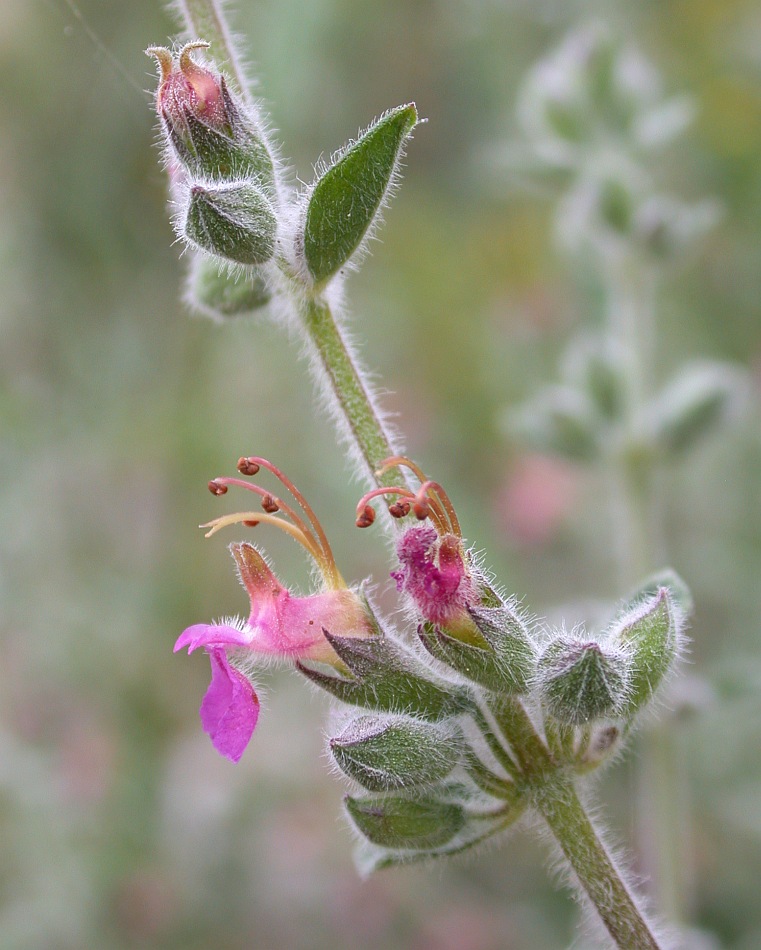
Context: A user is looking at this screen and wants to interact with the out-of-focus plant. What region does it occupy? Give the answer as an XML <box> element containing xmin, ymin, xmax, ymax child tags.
<box><xmin>504</xmin><ymin>22</ymin><xmax>747</xmax><ymax>947</ymax></box>
<box><xmin>143</xmin><ymin>5</ymin><xmax>730</xmax><ymax>949</ymax></box>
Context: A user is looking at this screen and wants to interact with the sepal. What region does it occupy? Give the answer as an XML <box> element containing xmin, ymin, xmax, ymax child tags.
<box><xmin>419</xmin><ymin>603</ymin><xmax>535</xmax><ymax>695</ymax></box>
<box><xmin>301</xmin><ymin>104</ymin><xmax>418</xmax><ymax>285</ymax></box>
<box><xmin>330</xmin><ymin>715</ymin><xmax>461</xmax><ymax>792</ymax></box>
<box><xmin>537</xmin><ymin>635</ymin><xmax>630</xmax><ymax>725</ymax></box>
<box><xmin>185</xmin><ymin>254</ymin><xmax>271</xmax><ymax>319</ymax></box>
<box><xmin>183</xmin><ymin>182</ymin><xmax>277</xmax><ymax>266</ymax></box>
<box><xmin>345</xmin><ymin>793</ymin><xmax>465</xmax><ymax>850</ymax></box>
<box><xmin>297</xmin><ymin>631</ymin><xmax>468</xmax><ymax>721</ymax></box>
<box><xmin>608</xmin><ymin>588</ymin><xmax>682</xmax><ymax>716</ymax></box>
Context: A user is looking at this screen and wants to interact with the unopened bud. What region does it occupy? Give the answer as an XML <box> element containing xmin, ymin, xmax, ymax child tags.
<box><xmin>186</xmin><ymin>254</ymin><xmax>271</xmax><ymax>321</ymax></box>
<box><xmin>345</xmin><ymin>793</ymin><xmax>465</xmax><ymax>851</ymax></box>
<box><xmin>147</xmin><ymin>43</ymin><xmax>276</xmax><ymax>188</ymax></box>
<box><xmin>330</xmin><ymin>715</ymin><xmax>460</xmax><ymax>792</ymax></box>
<box><xmin>183</xmin><ymin>182</ymin><xmax>277</xmax><ymax>266</ymax></box>
<box><xmin>537</xmin><ymin>635</ymin><xmax>630</xmax><ymax>725</ymax></box>
<box><xmin>608</xmin><ymin>588</ymin><xmax>682</xmax><ymax>716</ymax></box>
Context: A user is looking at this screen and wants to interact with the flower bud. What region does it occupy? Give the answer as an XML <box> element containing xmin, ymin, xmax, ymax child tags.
<box><xmin>183</xmin><ymin>182</ymin><xmax>277</xmax><ymax>266</ymax></box>
<box><xmin>345</xmin><ymin>794</ymin><xmax>466</xmax><ymax>851</ymax></box>
<box><xmin>608</xmin><ymin>588</ymin><xmax>683</xmax><ymax>716</ymax></box>
<box><xmin>537</xmin><ymin>634</ymin><xmax>630</xmax><ymax>725</ymax></box>
<box><xmin>330</xmin><ymin>715</ymin><xmax>461</xmax><ymax>792</ymax></box>
<box><xmin>185</xmin><ymin>254</ymin><xmax>271</xmax><ymax>320</ymax></box>
<box><xmin>148</xmin><ymin>43</ymin><xmax>276</xmax><ymax>189</ymax></box>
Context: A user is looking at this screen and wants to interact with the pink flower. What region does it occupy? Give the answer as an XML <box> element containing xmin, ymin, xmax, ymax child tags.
<box><xmin>175</xmin><ymin>456</ymin><xmax>376</xmax><ymax>762</ymax></box>
<box><xmin>392</xmin><ymin>524</ymin><xmax>477</xmax><ymax>627</ymax></box>
<box><xmin>175</xmin><ymin>542</ymin><xmax>373</xmax><ymax>664</ymax></box>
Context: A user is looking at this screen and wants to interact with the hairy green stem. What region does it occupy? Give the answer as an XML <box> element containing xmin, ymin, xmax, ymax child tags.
<box><xmin>299</xmin><ymin>296</ymin><xmax>409</xmax><ymax>493</ymax></box>
<box><xmin>536</xmin><ymin>781</ymin><xmax>663</xmax><ymax>950</ymax></box>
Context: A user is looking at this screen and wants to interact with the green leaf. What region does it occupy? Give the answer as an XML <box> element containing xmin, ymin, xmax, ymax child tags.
<box><xmin>302</xmin><ymin>104</ymin><xmax>417</xmax><ymax>285</ymax></box>
<box><xmin>510</xmin><ymin>386</ymin><xmax>600</xmax><ymax>461</ymax></box>
<box><xmin>345</xmin><ymin>794</ymin><xmax>465</xmax><ymax>851</ymax></box>
<box><xmin>186</xmin><ymin>254</ymin><xmax>271</xmax><ymax>319</ymax></box>
<box><xmin>184</xmin><ymin>182</ymin><xmax>277</xmax><ymax>266</ymax></box>
<box><xmin>330</xmin><ymin>715</ymin><xmax>461</xmax><ymax>792</ymax></box>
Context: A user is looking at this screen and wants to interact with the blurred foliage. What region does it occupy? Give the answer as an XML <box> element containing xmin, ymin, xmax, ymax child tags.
<box><xmin>1</xmin><ymin>0</ymin><xmax>760</xmax><ymax>947</ymax></box>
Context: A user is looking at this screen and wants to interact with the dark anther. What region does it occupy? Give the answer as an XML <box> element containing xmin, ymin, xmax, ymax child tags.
<box><xmin>412</xmin><ymin>500</ymin><xmax>429</xmax><ymax>520</ymax></box>
<box><xmin>261</xmin><ymin>494</ymin><xmax>279</xmax><ymax>513</ymax></box>
<box><xmin>237</xmin><ymin>457</ymin><xmax>261</xmax><ymax>476</ymax></box>
<box><xmin>389</xmin><ymin>500</ymin><xmax>411</xmax><ymax>518</ymax></box>
<box><xmin>355</xmin><ymin>505</ymin><xmax>376</xmax><ymax>528</ymax></box>
<box><xmin>208</xmin><ymin>479</ymin><xmax>228</xmax><ymax>495</ymax></box>
<box><xmin>243</xmin><ymin>519</ymin><xmax>260</xmax><ymax>527</ymax></box>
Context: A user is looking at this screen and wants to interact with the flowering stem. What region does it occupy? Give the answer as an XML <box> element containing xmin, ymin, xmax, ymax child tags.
<box><xmin>536</xmin><ymin>780</ymin><xmax>663</xmax><ymax>950</ymax></box>
<box><xmin>171</xmin><ymin>5</ymin><xmax>669</xmax><ymax>941</ymax></box>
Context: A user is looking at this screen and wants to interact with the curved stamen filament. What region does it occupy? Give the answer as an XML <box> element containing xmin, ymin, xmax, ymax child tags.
<box><xmin>417</xmin><ymin>480</ymin><xmax>461</xmax><ymax>538</ymax></box>
<box><xmin>211</xmin><ymin>477</ymin><xmax>318</xmax><ymax>554</ymax></box>
<box><xmin>240</xmin><ymin>458</ymin><xmax>336</xmax><ymax>575</ymax></box>
<box><xmin>375</xmin><ymin>455</ymin><xmax>428</xmax><ymax>485</ymax></box>
<box><xmin>202</xmin><ymin>511</ymin><xmax>344</xmax><ymax>586</ymax></box>
<box><xmin>365</xmin><ymin>457</ymin><xmax>463</xmax><ymax>537</ymax></box>
<box><xmin>355</xmin><ymin>485</ymin><xmax>450</xmax><ymax>534</ymax></box>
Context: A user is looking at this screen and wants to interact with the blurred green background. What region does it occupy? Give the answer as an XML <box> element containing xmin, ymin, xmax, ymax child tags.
<box><xmin>2</xmin><ymin>1</ymin><xmax>760</xmax><ymax>947</ymax></box>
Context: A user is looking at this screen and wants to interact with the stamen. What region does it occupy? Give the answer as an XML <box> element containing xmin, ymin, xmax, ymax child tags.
<box><xmin>201</xmin><ymin>511</ymin><xmax>322</xmax><ymax>561</ymax></box>
<box><xmin>237</xmin><ymin>457</ymin><xmax>261</xmax><ymax>476</ymax></box>
<box><xmin>209</xmin><ymin>477</ymin><xmax>317</xmax><ymax>554</ymax></box>
<box><xmin>416</xmin><ymin>480</ymin><xmax>462</xmax><ymax>538</ymax></box>
<box><xmin>366</xmin><ymin>460</ymin><xmax>462</xmax><ymax>537</ymax></box>
<box><xmin>203</xmin><ymin>458</ymin><xmax>343</xmax><ymax>588</ymax></box>
<box><xmin>356</xmin><ymin>505</ymin><xmax>376</xmax><ymax>529</ymax></box>
<box><xmin>389</xmin><ymin>500</ymin><xmax>411</xmax><ymax>518</ymax></box>
<box><xmin>413</xmin><ymin>499</ymin><xmax>430</xmax><ymax>521</ymax></box>
<box><xmin>237</xmin><ymin>458</ymin><xmax>336</xmax><ymax>577</ymax></box>
<box><xmin>375</xmin><ymin>455</ymin><xmax>428</xmax><ymax>485</ymax></box>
